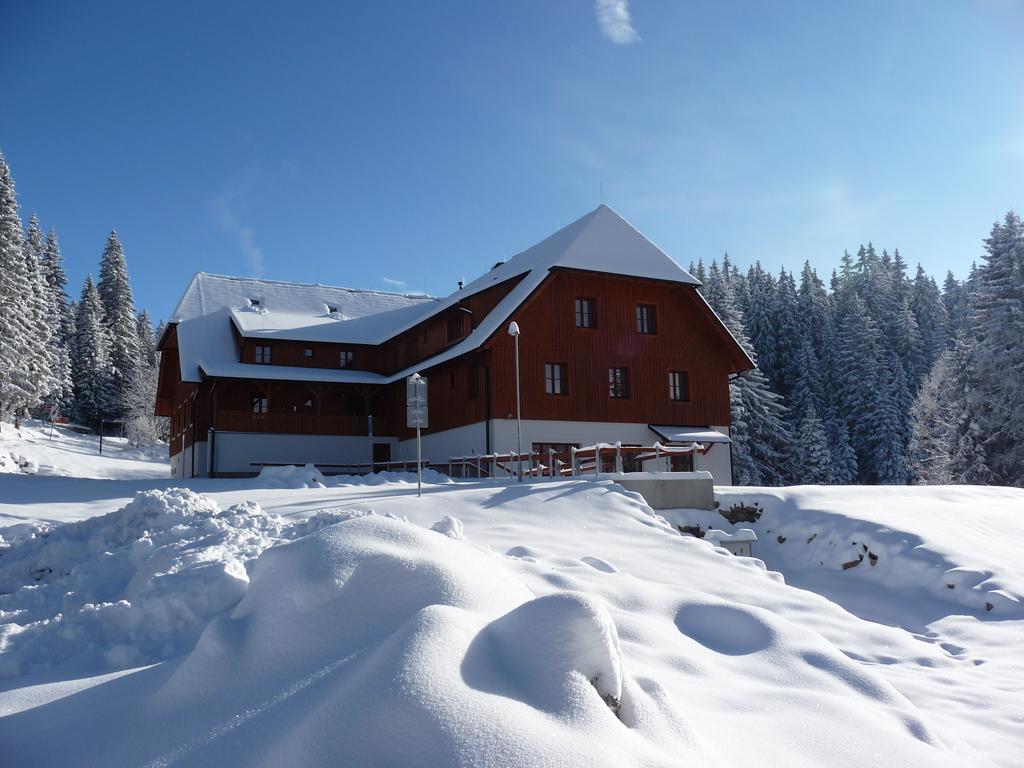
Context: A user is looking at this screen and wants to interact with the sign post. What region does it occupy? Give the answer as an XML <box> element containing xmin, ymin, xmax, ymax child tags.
<box><xmin>406</xmin><ymin>373</ymin><xmax>428</xmax><ymax>497</ymax></box>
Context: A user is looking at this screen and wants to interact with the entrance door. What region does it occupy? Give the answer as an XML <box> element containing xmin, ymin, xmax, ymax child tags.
<box><xmin>373</xmin><ymin>443</ymin><xmax>391</xmax><ymax>472</ymax></box>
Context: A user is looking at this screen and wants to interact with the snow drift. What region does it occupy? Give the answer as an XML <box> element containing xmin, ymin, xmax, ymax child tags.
<box><xmin>1</xmin><ymin>479</ymin><xmax>983</xmax><ymax>767</ymax></box>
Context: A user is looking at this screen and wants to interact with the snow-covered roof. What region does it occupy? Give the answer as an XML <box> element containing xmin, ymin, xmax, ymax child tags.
<box><xmin>197</xmin><ymin>361</ymin><xmax>387</xmax><ymax>385</ymax></box>
<box><xmin>168</xmin><ymin>273</ymin><xmax>436</xmax><ymax>382</ymax></box>
<box><xmin>649</xmin><ymin>426</ymin><xmax>732</xmax><ymax>445</ymax></box>
<box><xmin>704</xmin><ymin>528</ymin><xmax>758</xmax><ymax>544</ymax></box>
<box><xmin>166</xmin><ymin>207</ymin><xmax>713</xmax><ymax>383</ymax></box>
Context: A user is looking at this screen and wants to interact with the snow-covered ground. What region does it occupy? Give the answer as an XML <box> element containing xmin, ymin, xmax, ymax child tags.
<box><xmin>0</xmin><ymin>438</ymin><xmax>1021</xmax><ymax>767</ymax></box>
<box><xmin>0</xmin><ymin>421</ymin><xmax>167</xmax><ymax>482</ymax></box>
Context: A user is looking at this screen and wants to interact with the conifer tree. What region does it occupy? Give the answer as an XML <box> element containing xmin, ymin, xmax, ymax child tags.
<box><xmin>71</xmin><ymin>276</ymin><xmax>113</xmax><ymax>429</ymax></box>
<box><xmin>794</xmin><ymin>404</ymin><xmax>831</xmax><ymax>484</ymax></box>
<box><xmin>22</xmin><ymin>214</ymin><xmax>58</xmax><ymax>412</ymax></box>
<box><xmin>967</xmin><ymin>212</ymin><xmax>1024</xmax><ymax>485</ymax></box>
<box><xmin>0</xmin><ymin>151</ymin><xmax>34</xmax><ymax>427</ymax></box>
<box><xmin>41</xmin><ymin>228</ymin><xmax>74</xmax><ymax>413</ymax></box>
<box><xmin>97</xmin><ymin>230</ymin><xmax>141</xmax><ymax>421</ymax></box>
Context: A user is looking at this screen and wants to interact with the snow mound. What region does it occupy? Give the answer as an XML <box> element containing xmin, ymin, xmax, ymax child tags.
<box><xmin>430</xmin><ymin>514</ymin><xmax>464</xmax><ymax>539</ymax></box>
<box><xmin>0</xmin><ymin>489</ymin><xmax>287</xmax><ymax>678</ymax></box>
<box><xmin>255</xmin><ymin>463</ymin><xmax>327</xmax><ymax>488</ymax></box>
<box><xmin>0</xmin><ymin>449</ymin><xmax>38</xmax><ymax>475</ymax></box>
<box><xmin>665</xmin><ymin>486</ymin><xmax>1024</xmax><ymax>616</ymax></box>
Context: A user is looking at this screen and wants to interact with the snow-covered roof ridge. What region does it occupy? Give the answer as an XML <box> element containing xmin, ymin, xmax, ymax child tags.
<box><xmin>459</xmin><ymin>204</ymin><xmax>700</xmax><ymax>295</ymax></box>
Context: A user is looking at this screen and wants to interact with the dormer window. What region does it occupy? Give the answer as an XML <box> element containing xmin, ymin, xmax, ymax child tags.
<box><xmin>249</xmin><ymin>298</ymin><xmax>261</xmax><ymax>308</ymax></box>
<box><xmin>326</xmin><ymin>304</ymin><xmax>338</xmax><ymax>314</ymax></box>
<box><xmin>255</xmin><ymin>345</ymin><xmax>271</xmax><ymax>364</ymax></box>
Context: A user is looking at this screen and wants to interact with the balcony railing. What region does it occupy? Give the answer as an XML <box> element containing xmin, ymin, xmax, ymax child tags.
<box><xmin>213</xmin><ymin>410</ymin><xmax>389</xmax><ymax>436</ymax></box>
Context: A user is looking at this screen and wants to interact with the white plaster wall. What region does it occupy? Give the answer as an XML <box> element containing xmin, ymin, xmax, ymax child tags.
<box><xmin>397</xmin><ymin>421</ymin><xmax>489</xmax><ymax>465</ymax></box>
<box><xmin>697</xmin><ymin>428</ymin><xmax>733</xmax><ymax>484</ymax></box>
<box><xmin>172</xmin><ymin>442</ymin><xmax>208</xmax><ymax>479</ymax></box>
<box><xmin>210</xmin><ymin>432</ymin><xmax>397</xmax><ymax>475</ymax></box>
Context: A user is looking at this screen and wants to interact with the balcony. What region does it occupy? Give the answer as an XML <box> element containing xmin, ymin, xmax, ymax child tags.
<box><xmin>213</xmin><ymin>410</ymin><xmax>390</xmax><ymax>436</ymax></box>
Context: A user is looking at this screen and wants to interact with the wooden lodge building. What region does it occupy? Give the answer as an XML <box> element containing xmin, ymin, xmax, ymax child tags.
<box><xmin>156</xmin><ymin>205</ymin><xmax>754</xmax><ymax>481</ymax></box>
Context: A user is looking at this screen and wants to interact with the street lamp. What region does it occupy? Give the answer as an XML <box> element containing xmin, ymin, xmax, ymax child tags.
<box><xmin>507</xmin><ymin>321</ymin><xmax>523</xmax><ymax>481</ymax></box>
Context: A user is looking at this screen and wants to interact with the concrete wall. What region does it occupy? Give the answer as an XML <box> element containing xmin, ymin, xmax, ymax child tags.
<box><xmin>206</xmin><ymin>432</ymin><xmax>397</xmax><ymax>476</ymax></box>
<box><xmin>616</xmin><ymin>472</ymin><xmax>717</xmax><ymax>510</ymax></box>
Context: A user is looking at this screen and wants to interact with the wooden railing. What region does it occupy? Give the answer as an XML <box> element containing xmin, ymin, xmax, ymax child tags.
<box><xmin>213</xmin><ymin>411</ymin><xmax>390</xmax><ymax>436</ymax></box>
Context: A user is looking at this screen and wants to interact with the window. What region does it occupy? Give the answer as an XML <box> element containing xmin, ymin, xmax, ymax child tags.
<box><xmin>670</xmin><ymin>452</ymin><xmax>694</xmax><ymax>472</ymax></box>
<box><xmin>254</xmin><ymin>345</ymin><xmax>271</xmax><ymax>364</ymax></box>
<box><xmin>468</xmin><ymin>364</ymin><xmax>480</xmax><ymax>399</ymax></box>
<box><xmin>447</xmin><ymin>314</ymin><xmax>465</xmax><ymax>343</ymax></box>
<box><xmin>544</xmin><ymin>363</ymin><xmax>568</xmax><ymax>395</ymax></box>
<box><xmin>251</xmin><ymin>393</ymin><xmax>268</xmax><ymax>414</ymax></box>
<box><xmin>249</xmin><ymin>298</ymin><xmax>261</xmax><ymax>308</ymax></box>
<box><xmin>669</xmin><ymin>371</ymin><xmax>690</xmax><ymax>401</ymax></box>
<box><xmin>636</xmin><ymin>304</ymin><xmax>657</xmax><ymax>334</ymax></box>
<box><xmin>326</xmin><ymin>304</ymin><xmax>338</xmax><ymax>314</ymax></box>
<box><xmin>339</xmin><ymin>350</ymin><xmax>354</xmax><ymax>368</ymax></box>
<box><xmin>304</xmin><ymin>347</ymin><xmax>314</xmax><ymax>358</ymax></box>
<box><xmin>304</xmin><ymin>398</ymin><xmax>315</xmax><ymax>411</ymax></box>
<box><xmin>608</xmin><ymin>367</ymin><xmax>630</xmax><ymax>399</ymax></box>
<box><xmin>575</xmin><ymin>297</ymin><xmax>597</xmax><ymax>328</ymax></box>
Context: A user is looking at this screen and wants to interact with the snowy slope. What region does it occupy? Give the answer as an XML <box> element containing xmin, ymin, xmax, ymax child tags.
<box><xmin>0</xmin><ymin>421</ymin><xmax>167</xmax><ymax>481</ymax></box>
<box><xmin>1</xmin><ymin>470</ymin><xmax>1021</xmax><ymax>767</ymax></box>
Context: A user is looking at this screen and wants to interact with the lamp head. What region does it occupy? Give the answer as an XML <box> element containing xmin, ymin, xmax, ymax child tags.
<box><xmin>507</xmin><ymin>321</ymin><xmax>520</xmax><ymax>337</ymax></box>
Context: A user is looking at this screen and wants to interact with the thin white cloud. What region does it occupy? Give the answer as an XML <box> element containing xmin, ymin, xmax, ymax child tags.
<box><xmin>210</xmin><ymin>179</ymin><xmax>265</xmax><ymax>278</ymax></box>
<box><xmin>595</xmin><ymin>0</ymin><xmax>641</xmax><ymax>45</ymax></box>
<box><xmin>381</xmin><ymin>277</ymin><xmax>407</xmax><ymax>289</ymax></box>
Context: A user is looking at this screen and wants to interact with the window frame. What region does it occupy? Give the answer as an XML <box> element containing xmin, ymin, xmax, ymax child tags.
<box><xmin>254</xmin><ymin>345</ymin><xmax>272</xmax><ymax>364</ymax></box>
<box><xmin>668</xmin><ymin>370</ymin><xmax>690</xmax><ymax>402</ymax></box>
<box><xmin>636</xmin><ymin>303</ymin><xmax>658</xmax><ymax>335</ymax></box>
<box><xmin>304</xmin><ymin>347</ymin><xmax>314</xmax><ymax>358</ymax></box>
<box><xmin>608</xmin><ymin>367</ymin><xmax>631</xmax><ymax>399</ymax></box>
<box><xmin>339</xmin><ymin>350</ymin><xmax>354</xmax><ymax>369</ymax></box>
<box><xmin>544</xmin><ymin>362</ymin><xmax>568</xmax><ymax>396</ymax></box>
<box><xmin>574</xmin><ymin>297</ymin><xmax>597</xmax><ymax>329</ymax></box>
<box><xmin>251</xmin><ymin>393</ymin><xmax>269</xmax><ymax>414</ymax></box>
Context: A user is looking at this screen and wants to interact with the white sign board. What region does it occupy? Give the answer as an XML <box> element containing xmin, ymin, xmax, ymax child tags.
<box><xmin>406</xmin><ymin>374</ymin><xmax>428</xmax><ymax>429</ymax></box>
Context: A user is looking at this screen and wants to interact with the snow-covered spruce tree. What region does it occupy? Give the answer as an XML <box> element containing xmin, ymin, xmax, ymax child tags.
<box><xmin>702</xmin><ymin>259</ymin><xmax>793</xmax><ymax>485</ymax></box>
<box><xmin>97</xmin><ymin>230</ymin><xmax>140</xmax><ymax>421</ymax></box>
<box><xmin>122</xmin><ymin>310</ymin><xmax>164</xmax><ymax>445</ymax></box>
<box><xmin>909</xmin><ymin>346</ymin><xmax>960</xmax><ymax>484</ymax></box>
<box><xmin>0</xmin><ymin>150</ymin><xmax>35</xmax><ymax>429</ymax></box>
<box><xmin>867</xmin><ymin>351</ymin><xmax>910</xmax><ymax>484</ymax></box>
<box><xmin>769</xmin><ymin>269</ymin><xmax>801</xmax><ymax>400</ymax></box>
<box><xmin>797</xmin><ymin>261</ymin><xmax>829</xmax><ymax>360</ymax></box>
<box><xmin>71</xmin><ymin>275</ymin><xmax>113</xmax><ymax>429</ymax></box>
<box><xmin>910</xmin><ymin>265</ymin><xmax>949</xmax><ymax>383</ymax></box>
<box><xmin>22</xmin><ymin>214</ymin><xmax>58</xmax><ymax>414</ymax></box>
<box><xmin>968</xmin><ymin>212</ymin><xmax>1024</xmax><ymax>486</ymax></box>
<box><xmin>830</xmin><ymin>292</ymin><xmax>880</xmax><ymax>480</ymax></box>
<box><xmin>41</xmin><ymin>228</ymin><xmax>75</xmax><ymax>414</ymax></box>
<box><xmin>743</xmin><ymin>263</ymin><xmax>777</xmax><ymax>383</ymax></box>
<box><xmin>794</xmin><ymin>404</ymin><xmax>832</xmax><ymax>484</ymax></box>
<box><xmin>946</xmin><ymin>338</ymin><xmax>993</xmax><ymax>485</ymax></box>
<box><xmin>942</xmin><ymin>271</ymin><xmax>970</xmax><ymax>340</ymax></box>
<box><xmin>825</xmin><ymin>413</ymin><xmax>858</xmax><ymax>484</ymax></box>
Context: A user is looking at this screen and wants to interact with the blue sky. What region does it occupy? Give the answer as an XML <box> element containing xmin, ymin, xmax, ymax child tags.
<box><xmin>2</xmin><ymin>1</ymin><xmax>1022</xmax><ymax>321</ymax></box>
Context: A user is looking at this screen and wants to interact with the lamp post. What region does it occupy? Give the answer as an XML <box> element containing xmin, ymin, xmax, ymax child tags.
<box><xmin>507</xmin><ymin>321</ymin><xmax>523</xmax><ymax>481</ymax></box>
